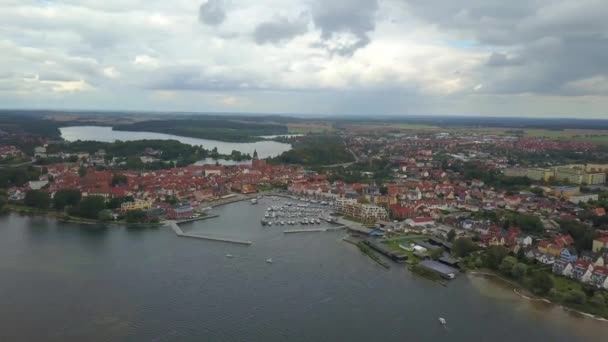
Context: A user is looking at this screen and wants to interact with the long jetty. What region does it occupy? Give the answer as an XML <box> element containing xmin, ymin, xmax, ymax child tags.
<box><xmin>166</xmin><ymin>220</ymin><xmax>253</xmax><ymax>245</ymax></box>
<box><xmin>175</xmin><ymin>214</ymin><xmax>219</xmax><ymax>224</ymax></box>
<box><xmin>283</xmin><ymin>225</ymin><xmax>347</xmax><ymax>234</ymax></box>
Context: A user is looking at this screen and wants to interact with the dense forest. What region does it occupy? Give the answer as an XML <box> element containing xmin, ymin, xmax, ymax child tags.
<box><xmin>0</xmin><ymin>113</ymin><xmax>64</xmax><ymax>139</ymax></box>
<box><xmin>270</xmin><ymin>135</ymin><xmax>353</xmax><ymax>166</ymax></box>
<box><xmin>113</xmin><ymin>118</ymin><xmax>288</xmax><ymax>142</ymax></box>
<box><xmin>41</xmin><ymin>140</ymin><xmax>251</xmax><ymax>169</ymax></box>
<box><xmin>0</xmin><ymin>166</ymin><xmax>41</xmax><ymax>188</ymax></box>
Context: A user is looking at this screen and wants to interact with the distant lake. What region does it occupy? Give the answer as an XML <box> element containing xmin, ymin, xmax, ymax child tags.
<box><xmin>60</xmin><ymin>126</ymin><xmax>292</xmax><ymax>158</ymax></box>
<box><xmin>258</xmin><ymin>134</ymin><xmax>303</xmax><ymax>139</ymax></box>
<box><xmin>1</xmin><ymin>200</ymin><xmax>607</xmax><ymax>341</ymax></box>
<box><xmin>195</xmin><ymin>158</ymin><xmax>252</xmax><ymax>166</ymax></box>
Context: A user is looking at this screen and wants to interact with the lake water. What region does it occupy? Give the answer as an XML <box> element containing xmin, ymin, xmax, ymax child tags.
<box><xmin>1</xmin><ymin>199</ymin><xmax>607</xmax><ymax>341</ymax></box>
<box><xmin>59</xmin><ymin>126</ymin><xmax>292</xmax><ymax>158</ymax></box>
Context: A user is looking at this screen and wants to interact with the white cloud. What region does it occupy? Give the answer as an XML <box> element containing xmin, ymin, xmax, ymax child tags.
<box><xmin>0</xmin><ymin>0</ymin><xmax>606</xmax><ymax>117</ymax></box>
<box><xmin>133</xmin><ymin>55</ymin><xmax>160</xmax><ymax>69</ymax></box>
<box><xmin>103</xmin><ymin>66</ymin><xmax>121</xmax><ymax>79</ymax></box>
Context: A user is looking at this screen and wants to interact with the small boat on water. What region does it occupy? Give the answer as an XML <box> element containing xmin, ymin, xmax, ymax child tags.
<box><xmin>251</xmin><ymin>198</ymin><xmax>258</xmax><ymax>204</ymax></box>
<box><xmin>266</xmin><ymin>258</ymin><xmax>273</xmax><ymax>263</ymax></box>
<box><xmin>439</xmin><ymin>317</ymin><xmax>447</xmax><ymax>325</ymax></box>
<box><xmin>226</xmin><ymin>254</ymin><xmax>233</xmax><ymax>258</ymax></box>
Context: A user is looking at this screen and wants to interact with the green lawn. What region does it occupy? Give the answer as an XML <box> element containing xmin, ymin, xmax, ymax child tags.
<box><xmin>551</xmin><ymin>274</ymin><xmax>583</xmax><ymax>293</ymax></box>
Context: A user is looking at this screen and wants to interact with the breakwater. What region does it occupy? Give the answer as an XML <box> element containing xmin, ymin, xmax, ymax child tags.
<box><xmin>166</xmin><ymin>220</ymin><xmax>253</xmax><ymax>245</ymax></box>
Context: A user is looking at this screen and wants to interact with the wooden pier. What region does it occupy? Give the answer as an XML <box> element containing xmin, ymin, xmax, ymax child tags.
<box><xmin>166</xmin><ymin>221</ymin><xmax>253</xmax><ymax>245</ymax></box>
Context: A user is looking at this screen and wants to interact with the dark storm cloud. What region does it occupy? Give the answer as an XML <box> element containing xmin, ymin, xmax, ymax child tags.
<box><xmin>485</xmin><ymin>53</ymin><xmax>524</xmax><ymax>67</ymax></box>
<box><xmin>404</xmin><ymin>0</ymin><xmax>608</xmax><ymax>95</ymax></box>
<box><xmin>144</xmin><ymin>65</ymin><xmax>257</xmax><ymax>92</ymax></box>
<box><xmin>199</xmin><ymin>0</ymin><xmax>226</xmax><ymax>26</ymax></box>
<box><xmin>311</xmin><ymin>0</ymin><xmax>379</xmax><ymax>56</ymax></box>
<box><xmin>253</xmin><ymin>15</ymin><xmax>308</xmax><ymax>45</ymax></box>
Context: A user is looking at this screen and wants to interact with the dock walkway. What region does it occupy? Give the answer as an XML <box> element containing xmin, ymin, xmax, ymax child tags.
<box><xmin>283</xmin><ymin>225</ymin><xmax>347</xmax><ymax>234</ymax></box>
<box><xmin>166</xmin><ymin>220</ymin><xmax>253</xmax><ymax>245</ymax></box>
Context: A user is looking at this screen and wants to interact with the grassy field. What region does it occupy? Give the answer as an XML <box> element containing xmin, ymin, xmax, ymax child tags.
<box><xmin>393</xmin><ymin>123</ymin><xmax>440</xmax><ymax>130</ymax></box>
<box><xmin>523</xmin><ymin>129</ymin><xmax>608</xmax><ymax>145</ymax></box>
<box><xmin>382</xmin><ymin>235</ymin><xmax>428</xmax><ymax>262</ymax></box>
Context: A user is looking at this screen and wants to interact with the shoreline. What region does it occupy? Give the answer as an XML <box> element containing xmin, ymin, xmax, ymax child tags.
<box><xmin>5</xmin><ymin>205</ymin><xmax>162</xmax><ymax>227</ymax></box>
<box><xmin>468</xmin><ymin>271</ymin><xmax>608</xmax><ymax>323</ymax></box>
<box><xmin>3</xmin><ymin>190</ymin><xmax>286</xmax><ymax>227</ymax></box>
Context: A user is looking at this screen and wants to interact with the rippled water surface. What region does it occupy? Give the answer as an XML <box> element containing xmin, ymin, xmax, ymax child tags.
<box><xmin>1</xmin><ymin>199</ymin><xmax>607</xmax><ymax>341</ymax></box>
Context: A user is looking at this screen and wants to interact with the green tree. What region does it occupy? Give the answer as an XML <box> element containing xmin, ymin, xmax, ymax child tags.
<box><xmin>452</xmin><ymin>238</ymin><xmax>478</xmax><ymax>257</ymax></box>
<box><xmin>125</xmin><ymin>209</ymin><xmax>147</xmax><ymax>223</ymax></box>
<box><xmin>510</xmin><ymin>214</ymin><xmax>543</xmax><ymax>233</ymax></box>
<box><xmin>72</xmin><ymin>196</ymin><xmax>106</xmax><ymax>219</ymax></box>
<box><xmin>483</xmin><ymin>246</ymin><xmax>509</xmax><ymax>270</ymax></box>
<box><xmin>447</xmin><ymin>229</ymin><xmax>456</xmax><ymax>242</ymax></box>
<box><xmin>529</xmin><ymin>271</ymin><xmax>554</xmax><ymax>295</ymax></box>
<box><xmin>499</xmin><ymin>256</ymin><xmax>518</xmax><ymax>276</ymax></box>
<box><xmin>126</xmin><ymin>156</ymin><xmax>144</xmax><ymax>170</ymax></box>
<box><xmin>429</xmin><ymin>248</ymin><xmax>443</xmax><ymax>260</ymax></box>
<box><xmin>111</xmin><ymin>173</ymin><xmax>128</xmax><ymax>186</ymax></box>
<box><xmin>52</xmin><ymin>189</ymin><xmax>82</xmax><ymax>210</ymax></box>
<box><xmin>107</xmin><ymin>196</ymin><xmax>134</xmax><ymax>209</ymax></box>
<box><xmin>0</xmin><ymin>190</ymin><xmax>7</xmax><ymax>212</ymax></box>
<box><xmin>78</xmin><ymin>166</ymin><xmax>87</xmax><ymax>177</ymax></box>
<box><xmin>24</xmin><ymin>190</ymin><xmax>50</xmax><ymax>209</ymax></box>
<box><xmin>516</xmin><ymin>247</ymin><xmax>526</xmax><ymax>260</ymax></box>
<box><xmin>559</xmin><ymin>219</ymin><xmax>599</xmax><ymax>252</ymax></box>
<box><xmin>511</xmin><ymin>263</ymin><xmax>528</xmax><ymax>280</ymax></box>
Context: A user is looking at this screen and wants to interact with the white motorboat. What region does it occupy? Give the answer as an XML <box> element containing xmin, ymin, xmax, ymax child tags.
<box><xmin>439</xmin><ymin>317</ymin><xmax>447</xmax><ymax>325</ymax></box>
<box><xmin>266</xmin><ymin>258</ymin><xmax>273</xmax><ymax>263</ymax></box>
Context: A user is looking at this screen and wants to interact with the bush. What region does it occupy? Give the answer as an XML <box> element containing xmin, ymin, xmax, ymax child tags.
<box><xmin>499</xmin><ymin>256</ymin><xmax>518</xmax><ymax>276</ymax></box>
<box><xmin>511</xmin><ymin>263</ymin><xmax>528</xmax><ymax>279</ymax></box>
<box><xmin>589</xmin><ymin>292</ymin><xmax>606</xmax><ymax>307</ymax></box>
<box><xmin>97</xmin><ymin>209</ymin><xmax>113</xmax><ymax>222</ymax></box>
<box><xmin>529</xmin><ymin>271</ymin><xmax>554</xmax><ymax>295</ymax></box>
<box><xmin>564</xmin><ymin>289</ymin><xmax>587</xmax><ymax>305</ymax></box>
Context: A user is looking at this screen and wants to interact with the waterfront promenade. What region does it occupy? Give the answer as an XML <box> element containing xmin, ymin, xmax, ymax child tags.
<box><xmin>334</xmin><ymin>217</ymin><xmax>374</xmax><ymax>234</ymax></box>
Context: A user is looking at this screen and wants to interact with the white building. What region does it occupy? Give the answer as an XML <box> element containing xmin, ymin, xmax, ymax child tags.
<box><xmin>335</xmin><ymin>198</ymin><xmax>388</xmax><ymax>221</ymax></box>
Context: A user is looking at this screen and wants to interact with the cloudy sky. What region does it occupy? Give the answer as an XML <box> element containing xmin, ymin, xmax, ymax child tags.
<box><xmin>1</xmin><ymin>0</ymin><xmax>608</xmax><ymax>117</ymax></box>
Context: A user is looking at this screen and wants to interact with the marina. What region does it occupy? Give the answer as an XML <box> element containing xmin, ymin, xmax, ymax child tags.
<box><xmin>259</xmin><ymin>195</ymin><xmax>334</xmax><ymax>228</ymax></box>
